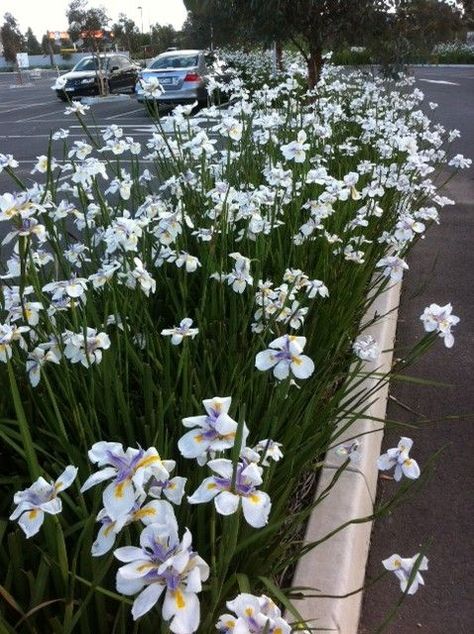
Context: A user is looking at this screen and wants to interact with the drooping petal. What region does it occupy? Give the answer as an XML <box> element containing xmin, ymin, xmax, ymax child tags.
<box><xmin>241</xmin><ymin>491</ymin><xmax>271</xmax><ymax>528</ymax></box>
<box><xmin>114</xmin><ymin>546</ymin><xmax>150</xmax><ymax>563</ymax></box>
<box><xmin>92</xmin><ymin>522</ymin><xmax>118</xmax><ymax>557</ymax></box>
<box><xmin>163</xmin><ymin>589</ymin><xmax>200</xmax><ymax>634</ymax></box>
<box><xmin>187</xmin><ymin>477</ymin><xmax>220</xmax><ymax>504</ymax></box>
<box><xmin>255</xmin><ymin>349</ymin><xmax>277</xmax><ymax>371</ymax></box>
<box><xmin>401</xmin><ymin>458</ymin><xmax>420</xmax><ymax>480</ymax></box>
<box><xmin>80</xmin><ymin>467</ymin><xmax>117</xmax><ymax>492</ymax></box>
<box><xmin>18</xmin><ymin>508</ymin><xmax>45</xmax><ymax>538</ymax></box>
<box><xmin>214</xmin><ymin>491</ymin><xmax>240</xmax><ymax>516</ymax></box>
<box><xmin>290</xmin><ymin>354</ymin><xmax>314</xmax><ymax>379</ymax></box>
<box><xmin>131</xmin><ymin>583</ymin><xmax>165</xmax><ymax>620</ymax></box>
<box><xmin>103</xmin><ymin>479</ymin><xmax>136</xmax><ymax>520</ymax></box>
<box><xmin>178</xmin><ymin>429</ymin><xmax>211</xmax><ymax>459</ymax></box>
<box><xmin>376</xmin><ymin>453</ymin><xmax>396</xmax><ymax>472</ymax></box>
<box><xmin>273</xmin><ymin>360</ymin><xmax>290</xmax><ymax>381</ymax></box>
<box><xmin>382</xmin><ymin>554</ymin><xmax>402</xmax><ymax>571</ymax></box>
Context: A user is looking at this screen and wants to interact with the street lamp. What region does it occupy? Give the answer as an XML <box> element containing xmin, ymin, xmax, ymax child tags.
<box><xmin>137</xmin><ymin>6</ymin><xmax>145</xmax><ymax>62</ymax></box>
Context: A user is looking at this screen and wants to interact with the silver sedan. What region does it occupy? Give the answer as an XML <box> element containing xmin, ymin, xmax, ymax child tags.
<box><xmin>136</xmin><ymin>49</ymin><xmax>227</xmax><ymax>107</ymax></box>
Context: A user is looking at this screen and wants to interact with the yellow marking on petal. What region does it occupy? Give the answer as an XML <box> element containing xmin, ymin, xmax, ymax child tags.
<box><xmin>225</xmin><ymin>620</ymin><xmax>236</xmax><ymax>628</ymax></box>
<box><xmin>394</xmin><ymin>559</ymin><xmax>401</xmax><ymax>568</ymax></box>
<box><xmin>173</xmin><ymin>589</ymin><xmax>186</xmax><ymax>609</ymax></box>
<box><xmin>54</xmin><ymin>481</ymin><xmax>63</xmax><ymax>491</ymax></box>
<box><xmin>214</xmin><ymin>401</ymin><xmax>223</xmax><ymax>412</ymax></box>
<box><xmin>249</xmin><ymin>493</ymin><xmax>260</xmax><ymax>504</ymax></box>
<box><xmin>195</xmin><ymin>434</ymin><xmax>204</xmax><ymax>443</ymax></box>
<box><xmin>168</xmin><ymin>482</ymin><xmax>176</xmax><ymax>489</ymax></box>
<box><xmin>222</xmin><ymin>432</ymin><xmax>236</xmax><ymax>440</ymax></box>
<box><xmin>245</xmin><ymin>607</ymin><xmax>253</xmax><ymax>617</ymax></box>
<box><xmin>114</xmin><ymin>481</ymin><xmax>127</xmax><ymax>498</ymax></box>
<box><xmin>137</xmin><ymin>562</ymin><xmax>155</xmax><ymax>573</ymax></box>
<box><xmin>133</xmin><ymin>507</ymin><xmax>156</xmax><ymax>520</ymax></box>
<box><xmin>135</xmin><ymin>454</ymin><xmax>160</xmax><ymax>471</ymax></box>
<box><xmin>292</xmin><ymin>355</ymin><xmax>303</xmax><ymax>365</ymax></box>
<box><xmin>28</xmin><ymin>509</ymin><xmax>38</xmax><ymax>520</ymax></box>
<box><xmin>404</xmin><ymin>459</ymin><xmax>413</xmax><ymax>466</ymax></box>
<box><xmin>275</xmin><ymin>629</ymin><xmax>283</xmax><ymax>634</ymax></box>
<box><xmin>207</xmin><ymin>483</ymin><xmax>217</xmax><ymax>490</ymax></box>
<box><xmin>104</xmin><ymin>523</ymin><xmax>115</xmax><ymax>537</ymax></box>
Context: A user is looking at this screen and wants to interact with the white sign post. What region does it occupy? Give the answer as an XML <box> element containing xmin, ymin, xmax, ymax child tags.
<box><xmin>16</xmin><ymin>53</ymin><xmax>30</xmax><ymax>69</ymax></box>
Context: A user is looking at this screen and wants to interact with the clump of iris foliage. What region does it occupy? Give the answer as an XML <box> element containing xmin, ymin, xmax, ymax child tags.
<box><xmin>0</xmin><ymin>51</ymin><xmax>465</xmax><ymax>633</ymax></box>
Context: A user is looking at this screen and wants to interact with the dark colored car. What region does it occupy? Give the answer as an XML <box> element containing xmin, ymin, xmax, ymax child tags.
<box><xmin>53</xmin><ymin>54</ymin><xmax>141</xmax><ymax>101</ymax></box>
<box><xmin>136</xmin><ymin>49</ymin><xmax>229</xmax><ymax>107</ymax></box>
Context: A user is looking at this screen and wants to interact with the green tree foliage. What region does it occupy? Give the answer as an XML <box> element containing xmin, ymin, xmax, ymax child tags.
<box><xmin>150</xmin><ymin>23</ymin><xmax>178</xmax><ymax>54</ymax></box>
<box><xmin>66</xmin><ymin>0</ymin><xmax>110</xmax><ymax>51</ymax></box>
<box><xmin>112</xmin><ymin>13</ymin><xmax>140</xmax><ymax>54</ymax></box>
<box><xmin>25</xmin><ymin>27</ymin><xmax>42</xmax><ymax>55</ymax></box>
<box><xmin>0</xmin><ymin>13</ymin><xmax>25</xmax><ymax>63</ymax></box>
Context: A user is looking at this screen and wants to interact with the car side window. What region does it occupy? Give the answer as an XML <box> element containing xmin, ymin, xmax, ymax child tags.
<box><xmin>109</xmin><ymin>57</ymin><xmax>120</xmax><ymax>70</ymax></box>
<box><xmin>118</xmin><ymin>57</ymin><xmax>129</xmax><ymax>68</ymax></box>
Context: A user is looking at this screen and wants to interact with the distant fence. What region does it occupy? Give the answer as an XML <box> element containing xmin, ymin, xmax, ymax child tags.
<box><xmin>0</xmin><ymin>51</ymin><xmax>130</xmax><ymax>70</ymax></box>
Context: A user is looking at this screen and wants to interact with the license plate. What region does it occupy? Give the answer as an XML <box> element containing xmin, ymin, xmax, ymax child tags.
<box><xmin>159</xmin><ymin>78</ymin><xmax>173</xmax><ymax>85</ymax></box>
<box><xmin>65</xmin><ymin>87</ymin><xmax>75</xmax><ymax>91</ymax></box>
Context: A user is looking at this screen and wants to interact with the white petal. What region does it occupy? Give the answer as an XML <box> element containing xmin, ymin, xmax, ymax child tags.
<box><xmin>116</xmin><ymin>570</ymin><xmax>145</xmax><ymax>596</ymax></box>
<box><xmin>376</xmin><ymin>453</ymin><xmax>396</xmax><ymax>471</ymax></box>
<box><xmin>255</xmin><ymin>349</ymin><xmax>277</xmax><ymax>371</ymax></box>
<box><xmin>290</xmin><ymin>354</ymin><xmax>314</xmax><ymax>379</ymax></box>
<box><xmin>206</xmin><ymin>458</ymin><xmax>233</xmax><ymax>479</ymax></box>
<box><xmin>178</xmin><ymin>429</ymin><xmax>210</xmax><ymax>459</ymax></box>
<box><xmin>187</xmin><ymin>477</ymin><xmax>219</xmax><ymax>504</ymax></box>
<box><xmin>383</xmin><ymin>554</ymin><xmax>402</xmax><ymax>571</ymax></box>
<box><xmin>132</xmin><ymin>583</ymin><xmax>165</xmax><ymax>620</ymax></box>
<box><xmin>55</xmin><ymin>465</ymin><xmax>78</xmax><ymax>492</ymax></box>
<box><xmin>163</xmin><ymin>589</ymin><xmax>200</xmax><ymax>634</ymax></box>
<box><xmin>80</xmin><ymin>467</ymin><xmax>117</xmax><ymax>492</ymax></box>
<box><xmin>203</xmin><ymin>396</ymin><xmax>231</xmax><ymax>417</ymax></box>
<box><xmin>241</xmin><ymin>491</ymin><xmax>271</xmax><ymax>528</ymax></box>
<box><xmin>401</xmin><ymin>458</ymin><xmax>420</xmax><ymax>480</ymax></box>
<box><xmin>18</xmin><ymin>509</ymin><xmax>45</xmax><ymax>537</ymax></box>
<box><xmin>214</xmin><ymin>491</ymin><xmax>240</xmax><ymax>516</ymax></box>
<box><xmin>273</xmin><ymin>360</ymin><xmax>290</xmax><ymax>380</ymax></box>
<box><xmin>103</xmin><ymin>480</ymin><xmax>136</xmax><ymax>520</ymax></box>
<box><xmin>92</xmin><ymin>523</ymin><xmax>117</xmax><ymax>557</ymax></box>
<box><xmin>114</xmin><ymin>546</ymin><xmax>147</xmax><ymax>562</ymax></box>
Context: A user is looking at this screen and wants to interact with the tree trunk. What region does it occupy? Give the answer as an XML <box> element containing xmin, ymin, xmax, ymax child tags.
<box><xmin>275</xmin><ymin>39</ymin><xmax>283</xmax><ymax>71</ymax></box>
<box><xmin>307</xmin><ymin>47</ymin><xmax>323</xmax><ymax>90</ymax></box>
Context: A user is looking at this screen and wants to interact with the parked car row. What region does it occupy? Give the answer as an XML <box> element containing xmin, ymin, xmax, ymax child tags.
<box><xmin>52</xmin><ymin>49</ymin><xmax>230</xmax><ymax>108</ymax></box>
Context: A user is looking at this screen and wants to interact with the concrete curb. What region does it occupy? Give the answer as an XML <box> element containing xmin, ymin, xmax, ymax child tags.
<box><xmin>82</xmin><ymin>94</ymin><xmax>132</xmax><ymax>105</ymax></box>
<box><xmin>292</xmin><ymin>281</ymin><xmax>402</xmax><ymax>633</ymax></box>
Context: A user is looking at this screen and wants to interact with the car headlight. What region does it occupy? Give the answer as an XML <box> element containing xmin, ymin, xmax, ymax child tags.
<box><xmin>80</xmin><ymin>78</ymin><xmax>96</xmax><ymax>84</ymax></box>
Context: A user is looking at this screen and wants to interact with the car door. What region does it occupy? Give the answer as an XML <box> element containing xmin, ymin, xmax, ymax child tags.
<box><xmin>107</xmin><ymin>56</ymin><xmax>123</xmax><ymax>93</ymax></box>
<box><xmin>117</xmin><ymin>56</ymin><xmax>137</xmax><ymax>92</ymax></box>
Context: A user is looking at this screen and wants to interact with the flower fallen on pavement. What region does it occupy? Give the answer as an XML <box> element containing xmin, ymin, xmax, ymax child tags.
<box><xmin>255</xmin><ymin>335</ymin><xmax>314</xmax><ymax>380</ymax></box>
<box><xmin>420</xmin><ymin>303</ymin><xmax>459</xmax><ymax>348</ymax></box>
<box><xmin>377</xmin><ymin>437</ymin><xmax>420</xmax><ymax>481</ymax></box>
<box><xmin>382</xmin><ymin>553</ymin><xmax>428</xmax><ymax>594</ymax></box>
<box><xmin>10</xmin><ymin>466</ymin><xmax>78</xmax><ymax>537</ymax></box>
<box><xmin>352</xmin><ymin>334</ymin><xmax>379</xmax><ymax>362</ymax></box>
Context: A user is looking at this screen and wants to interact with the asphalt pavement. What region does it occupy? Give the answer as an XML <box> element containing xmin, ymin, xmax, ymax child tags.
<box><xmin>360</xmin><ymin>66</ymin><xmax>474</xmax><ymax>633</ymax></box>
<box><xmin>0</xmin><ymin>65</ymin><xmax>473</xmax><ymax>633</ymax></box>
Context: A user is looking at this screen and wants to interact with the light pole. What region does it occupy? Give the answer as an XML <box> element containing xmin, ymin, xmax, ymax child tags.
<box><xmin>137</xmin><ymin>6</ymin><xmax>145</xmax><ymax>62</ymax></box>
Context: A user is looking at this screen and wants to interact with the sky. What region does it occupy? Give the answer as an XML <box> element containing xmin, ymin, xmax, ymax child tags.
<box><xmin>1</xmin><ymin>0</ymin><xmax>188</xmax><ymax>38</ymax></box>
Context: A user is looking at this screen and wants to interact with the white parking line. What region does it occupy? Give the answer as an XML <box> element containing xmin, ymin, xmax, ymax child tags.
<box><xmin>17</xmin><ymin>108</ymin><xmax>69</xmax><ymax>123</ymax></box>
<box><xmin>105</xmin><ymin>107</ymin><xmax>145</xmax><ymax>120</ymax></box>
<box><xmin>418</xmin><ymin>79</ymin><xmax>460</xmax><ymax>86</ymax></box>
<box><xmin>0</xmin><ymin>100</ymin><xmax>54</xmax><ymax>115</ymax></box>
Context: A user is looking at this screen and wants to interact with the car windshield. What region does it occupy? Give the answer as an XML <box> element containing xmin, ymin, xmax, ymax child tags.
<box><xmin>73</xmin><ymin>57</ymin><xmax>108</xmax><ymax>72</ymax></box>
<box><xmin>150</xmin><ymin>55</ymin><xmax>198</xmax><ymax>70</ymax></box>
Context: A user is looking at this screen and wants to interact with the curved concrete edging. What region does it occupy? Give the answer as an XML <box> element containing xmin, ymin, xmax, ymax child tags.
<box><xmin>292</xmin><ymin>280</ymin><xmax>402</xmax><ymax>633</ymax></box>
